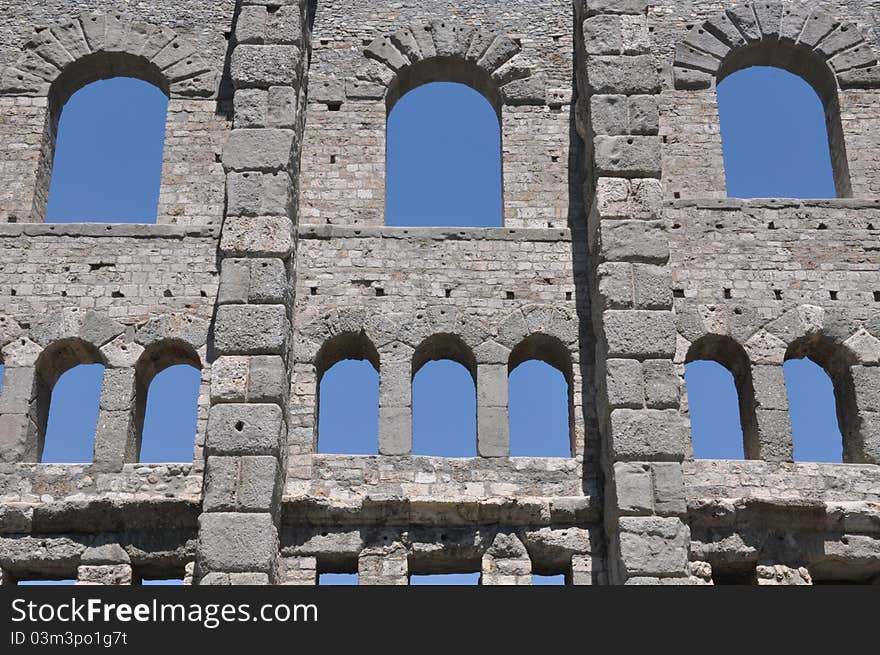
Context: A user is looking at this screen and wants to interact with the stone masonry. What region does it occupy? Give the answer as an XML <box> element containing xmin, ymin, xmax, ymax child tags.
<box><xmin>0</xmin><ymin>0</ymin><xmax>878</xmax><ymax>585</ymax></box>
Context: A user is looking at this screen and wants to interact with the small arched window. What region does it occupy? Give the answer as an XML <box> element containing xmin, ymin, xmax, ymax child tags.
<box><xmin>36</xmin><ymin>339</ymin><xmax>106</xmax><ymax>463</ymax></box>
<box><xmin>684</xmin><ymin>335</ymin><xmax>757</xmax><ymax>459</ymax></box>
<box><xmin>718</xmin><ymin>66</ymin><xmax>838</xmax><ymax>198</ymax></box>
<box><xmin>387</xmin><ymin>82</ymin><xmax>502</xmax><ymax>227</ymax></box>
<box><xmin>508</xmin><ymin>335</ymin><xmax>572</xmax><ymax>457</ymax></box>
<box><xmin>412</xmin><ymin>335</ymin><xmax>477</xmax><ymax>457</ymax></box>
<box><xmin>315</xmin><ymin>333</ymin><xmax>380</xmax><ymax>455</ymax></box>
<box><xmin>134</xmin><ymin>341</ymin><xmax>202</xmax><ymax>463</ymax></box>
<box><xmin>784</xmin><ymin>336</ymin><xmax>858</xmax><ymax>463</ymax></box>
<box><xmin>46</xmin><ymin>77</ymin><xmax>168</xmax><ymax>223</ymax></box>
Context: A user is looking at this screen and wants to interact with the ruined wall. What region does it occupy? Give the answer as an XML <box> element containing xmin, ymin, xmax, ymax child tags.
<box><xmin>0</xmin><ymin>0</ymin><xmax>878</xmax><ymax>586</ymax></box>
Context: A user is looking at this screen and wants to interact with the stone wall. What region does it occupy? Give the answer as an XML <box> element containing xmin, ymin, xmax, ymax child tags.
<box><xmin>0</xmin><ymin>0</ymin><xmax>878</xmax><ymax>586</ymax></box>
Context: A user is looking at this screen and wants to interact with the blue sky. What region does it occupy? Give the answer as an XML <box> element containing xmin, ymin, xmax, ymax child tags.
<box><xmin>23</xmin><ymin>66</ymin><xmax>846</xmax><ymax>582</ymax></box>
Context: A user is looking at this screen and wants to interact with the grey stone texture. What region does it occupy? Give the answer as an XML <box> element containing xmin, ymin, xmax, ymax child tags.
<box><xmin>0</xmin><ymin>0</ymin><xmax>877</xmax><ymax>587</ymax></box>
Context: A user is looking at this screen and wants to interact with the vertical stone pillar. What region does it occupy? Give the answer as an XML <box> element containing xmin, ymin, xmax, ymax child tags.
<box><xmin>0</xmin><ymin>365</ymin><xmax>38</xmax><ymax>462</ymax></box>
<box><xmin>92</xmin><ymin>367</ymin><xmax>136</xmax><ymax>472</ymax></box>
<box><xmin>278</xmin><ymin>555</ymin><xmax>317</xmax><ymax>585</ymax></box>
<box><xmin>851</xmin><ymin>365</ymin><xmax>880</xmax><ymax>463</ymax></box>
<box><xmin>749</xmin><ymin>364</ymin><xmax>794</xmax><ymax>461</ymax></box>
<box><xmin>183</xmin><ymin>561</ymin><xmax>195</xmax><ymax>586</ymax></box>
<box><xmin>756</xmin><ymin>564</ymin><xmax>812</xmax><ymax>585</ymax></box>
<box><xmin>196</xmin><ymin>0</ymin><xmax>311</xmax><ymax>585</ymax></box>
<box><xmin>358</xmin><ymin>544</ymin><xmax>409</xmax><ymax>585</ymax></box>
<box><xmin>76</xmin><ymin>544</ymin><xmax>132</xmax><ymax>585</ymax></box>
<box><xmin>481</xmin><ymin>533</ymin><xmax>531</xmax><ymax>585</ymax></box>
<box><xmin>0</xmin><ymin>567</ymin><xmax>8</xmax><ymax>585</ymax></box>
<box><xmin>577</xmin><ymin>1</ymin><xmax>691</xmax><ymax>584</ymax></box>
<box><xmin>476</xmin><ymin>360</ymin><xmax>509</xmax><ymax>457</ymax></box>
<box><xmin>378</xmin><ymin>356</ymin><xmax>412</xmax><ymax>455</ymax></box>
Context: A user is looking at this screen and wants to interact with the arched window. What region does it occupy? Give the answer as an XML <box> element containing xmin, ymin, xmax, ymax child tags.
<box><xmin>685</xmin><ymin>361</ymin><xmax>745</xmax><ymax>459</ymax></box>
<box><xmin>135</xmin><ymin>341</ymin><xmax>201</xmax><ymax>463</ymax></box>
<box><xmin>684</xmin><ymin>335</ymin><xmax>756</xmax><ymax>459</ymax></box>
<box><xmin>386</xmin><ymin>82</ymin><xmax>502</xmax><ymax>227</ymax></box>
<box><xmin>46</xmin><ymin>77</ymin><xmax>168</xmax><ymax>223</ymax></box>
<box><xmin>316</xmin><ymin>333</ymin><xmax>380</xmax><ymax>454</ymax></box>
<box><xmin>784</xmin><ymin>336</ymin><xmax>858</xmax><ymax>463</ymax></box>
<box><xmin>718</xmin><ymin>66</ymin><xmax>837</xmax><ymax>198</ymax></box>
<box><xmin>412</xmin><ymin>335</ymin><xmax>477</xmax><ymax>457</ymax></box>
<box><xmin>508</xmin><ymin>335</ymin><xmax>573</xmax><ymax>457</ymax></box>
<box><xmin>139</xmin><ymin>365</ymin><xmax>200</xmax><ymax>463</ymax></box>
<box><xmin>36</xmin><ymin>339</ymin><xmax>106</xmax><ymax>463</ymax></box>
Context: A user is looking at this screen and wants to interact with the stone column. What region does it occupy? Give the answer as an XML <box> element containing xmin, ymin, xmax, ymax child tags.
<box><xmin>577</xmin><ymin>2</ymin><xmax>691</xmax><ymax>585</ymax></box>
<box><xmin>749</xmin><ymin>364</ymin><xmax>794</xmax><ymax>461</ymax></box>
<box><xmin>358</xmin><ymin>544</ymin><xmax>408</xmax><ymax>585</ymax></box>
<box><xmin>195</xmin><ymin>0</ymin><xmax>310</xmax><ymax>585</ymax></box>
<box><xmin>183</xmin><ymin>562</ymin><xmax>194</xmax><ymax>586</ymax></box>
<box><xmin>0</xmin><ymin>365</ymin><xmax>38</xmax><ymax>462</ymax></box>
<box><xmin>378</xmin><ymin>356</ymin><xmax>412</xmax><ymax>455</ymax></box>
<box><xmin>76</xmin><ymin>544</ymin><xmax>132</xmax><ymax>585</ymax></box>
<box><xmin>851</xmin><ymin>365</ymin><xmax>880</xmax><ymax>463</ymax></box>
<box><xmin>278</xmin><ymin>556</ymin><xmax>317</xmax><ymax>585</ymax></box>
<box><xmin>756</xmin><ymin>564</ymin><xmax>812</xmax><ymax>585</ymax></box>
<box><xmin>481</xmin><ymin>533</ymin><xmax>531</xmax><ymax>585</ymax></box>
<box><xmin>92</xmin><ymin>367</ymin><xmax>136</xmax><ymax>472</ymax></box>
<box><xmin>476</xmin><ymin>363</ymin><xmax>509</xmax><ymax>457</ymax></box>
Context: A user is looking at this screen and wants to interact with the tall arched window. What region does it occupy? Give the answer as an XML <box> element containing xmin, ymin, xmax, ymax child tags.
<box><xmin>135</xmin><ymin>341</ymin><xmax>202</xmax><ymax>463</ymax></box>
<box><xmin>139</xmin><ymin>364</ymin><xmax>200</xmax><ymax>463</ymax></box>
<box><xmin>386</xmin><ymin>82</ymin><xmax>502</xmax><ymax>227</ymax></box>
<box><xmin>784</xmin><ymin>357</ymin><xmax>843</xmax><ymax>463</ymax></box>
<box><xmin>316</xmin><ymin>333</ymin><xmax>380</xmax><ymax>454</ymax></box>
<box><xmin>784</xmin><ymin>336</ymin><xmax>858</xmax><ymax>463</ymax></box>
<box><xmin>684</xmin><ymin>335</ymin><xmax>756</xmax><ymax>459</ymax></box>
<box><xmin>37</xmin><ymin>338</ymin><xmax>106</xmax><ymax>463</ymax></box>
<box><xmin>717</xmin><ymin>66</ymin><xmax>840</xmax><ymax>198</ymax></box>
<box><xmin>46</xmin><ymin>77</ymin><xmax>168</xmax><ymax>223</ymax></box>
<box><xmin>685</xmin><ymin>361</ymin><xmax>745</xmax><ymax>459</ymax></box>
<box><xmin>412</xmin><ymin>335</ymin><xmax>477</xmax><ymax>457</ymax></box>
<box><xmin>508</xmin><ymin>335</ymin><xmax>572</xmax><ymax>457</ymax></box>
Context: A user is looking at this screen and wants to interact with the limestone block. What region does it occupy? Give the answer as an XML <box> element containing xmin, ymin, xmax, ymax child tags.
<box><xmin>617</xmin><ymin>517</ymin><xmax>690</xmax><ymax>577</ymax></box>
<box><xmin>594</xmin><ymin>136</ymin><xmax>661</xmax><ymax>177</ymax></box>
<box><xmin>614</xmin><ymin>461</ymin><xmax>653</xmax><ymax>514</ymax></box>
<box><xmin>206</xmin><ymin>403</ymin><xmax>285</xmax><ymax>456</ymax></box>
<box><xmin>633</xmin><ymin>264</ymin><xmax>671</xmax><ymax>309</ymax></box>
<box><xmin>603</xmin><ymin>310</ymin><xmax>676</xmax><ymax>358</ymax></box>
<box><xmin>756</xmin><ymin>564</ymin><xmax>812</xmax><ymax>585</ymax></box>
<box><xmin>610</xmin><ymin>408</ymin><xmax>687</xmax><ymax>461</ymax></box>
<box><xmin>198</xmin><ymin>512</ymin><xmax>278</xmax><ymax>573</ymax></box>
<box><xmin>596</xmin><ymin>262</ymin><xmax>634</xmax><ymax>309</ymax></box>
<box><xmin>232</xmin><ymin>45</ymin><xmax>302</xmax><ymax>88</ymax></box>
<box><xmin>642</xmin><ymin>359</ymin><xmax>679</xmax><ymax>409</ymax></box>
<box><xmin>379</xmin><ymin>406</ymin><xmax>412</xmax><ymax>455</ymax></box>
<box><xmin>599</xmin><ymin>220</ymin><xmax>669</xmax><ymax>263</ymax></box>
<box><xmin>214</xmin><ymin>304</ymin><xmax>289</xmax><ymax>355</ymax></box>
<box><xmin>587</xmin><ymin>55</ymin><xmax>659</xmax><ymax>95</ymax></box>
<box><xmin>76</xmin><ymin>564</ymin><xmax>132</xmax><ymax>585</ymax></box>
<box><xmin>605</xmin><ymin>358</ymin><xmax>644</xmax><ymax>408</ymax></box>
<box><xmin>223</xmin><ymin>129</ymin><xmax>295</xmax><ymax>172</ymax></box>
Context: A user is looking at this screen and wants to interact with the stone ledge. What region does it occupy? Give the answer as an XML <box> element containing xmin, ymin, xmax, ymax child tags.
<box><xmin>668</xmin><ymin>197</ymin><xmax>880</xmax><ymax>211</ymax></box>
<box><xmin>280</xmin><ymin>494</ymin><xmax>598</xmax><ymax>527</ymax></box>
<box><xmin>0</xmin><ymin>224</ymin><xmax>220</xmax><ymax>239</ymax></box>
<box><xmin>298</xmin><ymin>224</ymin><xmax>573</xmax><ymax>242</ymax></box>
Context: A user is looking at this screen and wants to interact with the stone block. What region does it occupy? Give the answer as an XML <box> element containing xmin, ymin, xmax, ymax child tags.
<box><xmin>596</xmin><ymin>262</ymin><xmax>633</xmax><ymax>309</ymax></box>
<box><xmin>232</xmin><ymin>45</ymin><xmax>302</xmax><ymax>88</ymax></box>
<box><xmin>198</xmin><ymin>513</ymin><xmax>277</xmax><ymax>573</ymax></box>
<box><xmin>379</xmin><ymin>406</ymin><xmax>412</xmax><ymax>455</ymax></box>
<box><xmin>642</xmin><ymin>359</ymin><xmax>679</xmax><ymax>408</ymax></box>
<box><xmin>599</xmin><ymin>220</ymin><xmax>668</xmax><ymax>263</ymax></box>
<box><xmin>478</xmin><ymin>406</ymin><xmax>509</xmax><ymax>457</ymax></box>
<box><xmin>617</xmin><ymin>517</ymin><xmax>690</xmax><ymax>577</ymax></box>
<box><xmin>633</xmin><ymin>263</ymin><xmax>671</xmax><ymax>309</ymax></box>
<box><xmin>605</xmin><ymin>358</ymin><xmax>644</xmax><ymax>408</ymax></box>
<box><xmin>594</xmin><ymin>136</ymin><xmax>661</xmax><ymax>177</ymax></box>
<box><xmin>614</xmin><ymin>461</ymin><xmax>653</xmax><ymax>514</ymax></box>
<box><xmin>587</xmin><ymin>55</ymin><xmax>659</xmax><ymax>95</ymax></box>
<box><xmin>610</xmin><ymin>408</ymin><xmax>687</xmax><ymax>461</ymax></box>
<box><xmin>223</xmin><ymin>129</ymin><xmax>294</xmax><ymax>172</ymax></box>
<box><xmin>207</xmin><ymin>403</ymin><xmax>285</xmax><ymax>456</ymax></box>
<box><xmin>248</xmin><ymin>355</ymin><xmax>287</xmax><ymax>403</ymax></box>
<box><xmin>220</xmin><ymin>215</ymin><xmax>294</xmax><ymax>257</ymax></box>
<box><xmin>651</xmin><ymin>462</ymin><xmax>686</xmax><ymax>515</ymax></box>
<box><xmin>603</xmin><ymin>310</ymin><xmax>676</xmax><ymax>359</ymax></box>
<box><xmin>214</xmin><ymin>304</ymin><xmax>289</xmax><ymax>355</ymax></box>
